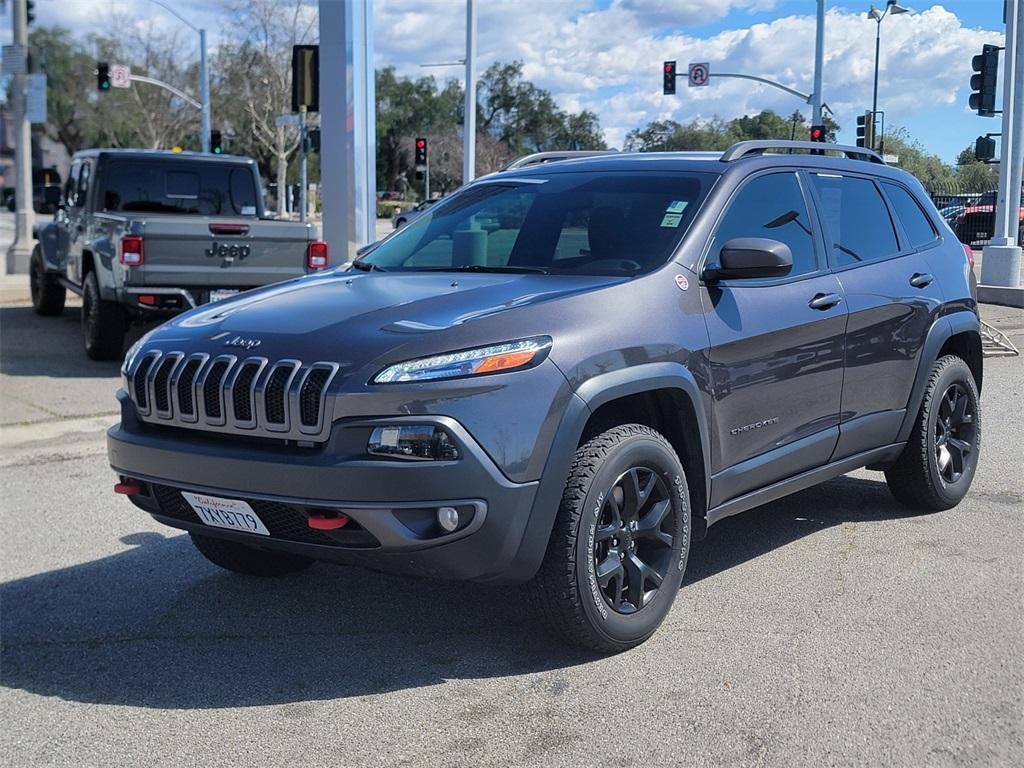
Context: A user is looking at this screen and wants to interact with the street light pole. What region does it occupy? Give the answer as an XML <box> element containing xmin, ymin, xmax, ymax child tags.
<box><xmin>148</xmin><ymin>0</ymin><xmax>211</xmax><ymax>152</ymax></box>
<box><xmin>868</xmin><ymin>1</ymin><xmax>910</xmax><ymax>145</ymax></box>
<box><xmin>5</xmin><ymin>0</ymin><xmax>34</xmax><ymax>274</ymax></box>
<box><xmin>463</xmin><ymin>0</ymin><xmax>477</xmax><ymax>184</ymax></box>
<box><xmin>812</xmin><ymin>0</ymin><xmax>825</xmax><ymax>126</ymax></box>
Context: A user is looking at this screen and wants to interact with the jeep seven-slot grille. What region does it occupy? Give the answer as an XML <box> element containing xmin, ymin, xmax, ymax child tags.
<box><xmin>126</xmin><ymin>351</ymin><xmax>338</xmax><ymax>440</ymax></box>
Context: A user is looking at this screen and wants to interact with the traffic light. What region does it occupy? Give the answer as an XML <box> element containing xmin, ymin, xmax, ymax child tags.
<box><xmin>97</xmin><ymin>62</ymin><xmax>110</xmax><ymax>91</ymax></box>
<box><xmin>26</xmin><ymin>0</ymin><xmax>35</xmax><ymax>25</ymax></box>
<box><xmin>975</xmin><ymin>135</ymin><xmax>996</xmax><ymax>162</ymax></box>
<box><xmin>663</xmin><ymin>61</ymin><xmax>676</xmax><ymax>95</ymax></box>
<box><xmin>856</xmin><ymin>111</ymin><xmax>875</xmax><ymax>149</ymax></box>
<box><xmin>210</xmin><ymin>130</ymin><xmax>223</xmax><ymax>154</ymax></box>
<box><xmin>306</xmin><ymin>128</ymin><xmax>321</xmax><ymax>154</ymax></box>
<box><xmin>970</xmin><ymin>44</ymin><xmax>1000</xmax><ymax>117</ymax></box>
<box><xmin>809</xmin><ymin>125</ymin><xmax>826</xmax><ymax>142</ymax></box>
<box><xmin>415</xmin><ymin>137</ymin><xmax>428</xmax><ymax>166</ymax></box>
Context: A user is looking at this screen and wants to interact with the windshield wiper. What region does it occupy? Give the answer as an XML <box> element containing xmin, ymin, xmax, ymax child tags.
<box><xmin>412</xmin><ymin>264</ymin><xmax>551</xmax><ymax>275</ymax></box>
<box><xmin>351</xmin><ymin>260</ymin><xmax>388</xmax><ymax>272</ymax></box>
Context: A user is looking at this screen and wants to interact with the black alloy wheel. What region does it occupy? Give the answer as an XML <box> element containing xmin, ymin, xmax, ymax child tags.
<box><xmin>934</xmin><ymin>382</ymin><xmax>976</xmax><ymax>484</ymax></box>
<box><xmin>592</xmin><ymin>466</ymin><xmax>675</xmax><ymax>614</ymax></box>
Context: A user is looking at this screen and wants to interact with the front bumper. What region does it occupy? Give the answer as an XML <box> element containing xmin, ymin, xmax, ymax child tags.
<box><xmin>107</xmin><ymin>393</ymin><xmax>541</xmax><ymax>583</ymax></box>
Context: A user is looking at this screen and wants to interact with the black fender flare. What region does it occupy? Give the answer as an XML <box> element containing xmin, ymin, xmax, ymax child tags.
<box><xmin>499</xmin><ymin>362</ymin><xmax>711</xmax><ymax>583</ymax></box>
<box><xmin>896</xmin><ymin>310</ymin><xmax>981</xmax><ymax>443</ymax></box>
<box><xmin>36</xmin><ymin>221</ymin><xmax>64</xmax><ymax>272</ymax></box>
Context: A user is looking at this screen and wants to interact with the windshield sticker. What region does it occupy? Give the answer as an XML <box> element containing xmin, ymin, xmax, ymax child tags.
<box><xmin>660</xmin><ymin>213</ymin><xmax>683</xmax><ymax>228</ymax></box>
<box><xmin>665</xmin><ymin>200</ymin><xmax>688</xmax><ymax>214</ymax></box>
<box><xmin>241</xmin><ymin>205</ymin><xmax>256</xmax><ymax>216</ymax></box>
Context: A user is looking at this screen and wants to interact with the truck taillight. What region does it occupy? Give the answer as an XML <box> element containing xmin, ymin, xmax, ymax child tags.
<box><xmin>120</xmin><ymin>236</ymin><xmax>144</xmax><ymax>267</ymax></box>
<box><xmin>307</xmin><ymin>241</ymin><xmax>329</xmax><ymax>270</ymax></box>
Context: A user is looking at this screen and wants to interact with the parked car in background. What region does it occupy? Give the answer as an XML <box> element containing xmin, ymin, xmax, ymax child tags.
<box><xmin>392</xmin><ymin>198</ymin><xmax>438</xmax><ymax>229</ymax></box>
<box><xmin>953</xmin><ymin>189</ymin><xmax>1024</xmax><ymax>247</ymax></box>
<box><xmin>30</xmin><ymin>149</ymin><xmax>328</xmax><ymax>360</ymax></box>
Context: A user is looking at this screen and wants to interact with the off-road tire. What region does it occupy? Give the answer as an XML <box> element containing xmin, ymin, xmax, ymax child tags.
<box><xmin>82</xmin><ymin>269</ymin><xmax>125</xmax><ymax>361</ymax></box>
<box><xmin>885</xmin><ymin>355</ymin><xmax>981</xmax><ymax>511</ymax></box>
<box><xmin>530</xmin><ymin>424</ymin><xmax>691</xmax><ymax>653</ymax></box>
<box><xmin>29</xmin><ymin>246</ymin><xmax>66</xmax><ymax>316</ymax></box>
<box><xmin>190</xmin><ymin>533</ymin><xmax>315</xmax><ymax>577</ymax></box>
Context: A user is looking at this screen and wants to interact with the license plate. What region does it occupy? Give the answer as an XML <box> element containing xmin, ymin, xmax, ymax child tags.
<box><xmin>209</xmin><ymin>289</ymin><xmax>240</xmax><ymax>303</ymax></box>
<box><xmin>182</xmin><ymin>491</ymin><xmax>270</xmax><ymax>536</ymax></box>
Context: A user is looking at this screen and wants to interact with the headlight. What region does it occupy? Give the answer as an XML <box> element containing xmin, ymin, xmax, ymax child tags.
<box><xmin>372</xmin><ymin>337</ymin><xmax>551</xmax><ymax>384</ymax></box>
<box><xmin>120</xmin><ymin>331</ymin><xmax>155</xmax><ymax>385</ymax></box>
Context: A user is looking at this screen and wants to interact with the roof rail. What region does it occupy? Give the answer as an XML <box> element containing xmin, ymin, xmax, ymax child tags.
<box><xmin>720</xmin><ymin>140</ymin><xmax>885</xmax><ymax>164</ymax></box>
<box><xmin>501</xmin><ymin>150</ymin><xmax>619</xmax><ymax>171</ymax></box>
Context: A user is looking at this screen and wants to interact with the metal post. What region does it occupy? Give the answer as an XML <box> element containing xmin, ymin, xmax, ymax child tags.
<box><xmin>980</xmin><ymin>0</ymin><xmax>1022</xmax><ymax>297</ymax></box>
<box><xmin>425</xmin><ymin>157</ymin><xmax>431</xmax><ymax>201</ymax></box>
<box><xmin>463</xmin><ymin>0</ymin><xmax>477</xmax><ymax>183</ymax></box>
<box><xmin>6</xmin><ymin>0</ymin><xmax>34</xmax><ymax>274</ymax></box>
<box><xmin>872</xmin><ymin>19</ymin><xmax>881</xmax><ymax>116</ymax></box>
<box><xmin>199</xmin><ymin>28</ymin><xmax>211</xmax><ymax>153</ymax></box>
<box><xmin>299</xmin><ymin>106</ymin><xmax>308</xmax><ymax>223</ymax></box>
<box><xmin>812</xmin><ymin>0</ymin><xmax>825</xmax><ymax>126</ymax></box>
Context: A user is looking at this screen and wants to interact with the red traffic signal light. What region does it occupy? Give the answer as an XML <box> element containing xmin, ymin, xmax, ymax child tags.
<box><xmin>415</xmin><ymin>137</ymin><xmax>428</xmax><ymax>166</ymax></box>
<box><xmin>809</xmin><ymin>125</ymin><xmax>826</xmax><ymax>142</ymax></box>
<box><xmin>663</xmin><ymin>61</ymin><xmax>676</xmax><ymax>95</ymax></box>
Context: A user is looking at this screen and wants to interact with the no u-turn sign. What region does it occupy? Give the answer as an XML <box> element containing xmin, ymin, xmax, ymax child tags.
<box><xmin>688</xmin><ymin>62</ymin><xmax>710</xmax><ymax>87</ymax></box>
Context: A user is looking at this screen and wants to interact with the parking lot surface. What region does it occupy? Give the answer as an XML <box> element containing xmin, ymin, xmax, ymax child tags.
<box><xmin>1</xmin><ymin>266</ymin><xmax>1022</xmax><ymax>767</ymax></box>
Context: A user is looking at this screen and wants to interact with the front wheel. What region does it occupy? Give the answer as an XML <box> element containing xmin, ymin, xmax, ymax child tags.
<box><xmin>530</xmin><ymin>424</ymin><xmax>691</xmax><ymax>653</ymax></box>
<box><xmin>885</xmin><ymin>355</ymin><xmax>981</xmax><ymax>510</ymax></box>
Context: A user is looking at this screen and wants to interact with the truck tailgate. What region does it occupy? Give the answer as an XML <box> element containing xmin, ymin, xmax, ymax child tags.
<box><xmin>136</xmin><ymin>218</ymin><xmax>314</xmax><ymax>287</ymax></box>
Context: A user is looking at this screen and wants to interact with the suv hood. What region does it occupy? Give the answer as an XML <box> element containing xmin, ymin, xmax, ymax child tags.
<box><xmin>152</xmin><ymin>269</ymin><xmax>622</xmax><ymax>371</ymax></box>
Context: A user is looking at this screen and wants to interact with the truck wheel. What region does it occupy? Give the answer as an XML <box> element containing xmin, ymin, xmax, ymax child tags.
<box><xmin>190</xmin><ymin>533</ymin><xmax>315</xmax><ymax>577</ymax></box>
<box><xmin>29</xmin><ymin>246</ymin><xmax>66</xmax><ymax>316</ymax></box>
<box><xmin>885</xmin><ymin>355</ymin><xmax>981</xmax><ymax>511</ymax></box>
<box><xmin>82</xmin><ymin>269</ymin><xmax>125</xmax><ymax>361</ymax></box>
<box><xmin>530</xmin><ymin>424</ymin><xmax>691</xmax><ymax>653</ymax></box>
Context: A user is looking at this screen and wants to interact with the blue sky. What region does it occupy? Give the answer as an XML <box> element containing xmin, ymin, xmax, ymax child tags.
<box><xmin>4</xmin><ymin>0</ymin><xmax>1007</xmax><ymax>163</ymax></box>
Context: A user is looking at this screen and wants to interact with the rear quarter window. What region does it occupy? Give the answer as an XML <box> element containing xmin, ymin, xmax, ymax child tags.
<box><xmin>882</xmin><ymin>182</ymin><xmax>938</xmax><ymax>249</ymax></box>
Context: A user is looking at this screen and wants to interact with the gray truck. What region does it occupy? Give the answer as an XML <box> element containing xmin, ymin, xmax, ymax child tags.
<box><xmin>30</xmin><ymin>149</ymin><xmax>328</xmax><ymax>360</ymax></box>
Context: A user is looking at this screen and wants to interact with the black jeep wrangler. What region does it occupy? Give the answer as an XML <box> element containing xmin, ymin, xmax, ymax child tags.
<box><xmin>109</xmin><ymin>141</ymin><xmax>982</xmax><ymax>652</ymax></box>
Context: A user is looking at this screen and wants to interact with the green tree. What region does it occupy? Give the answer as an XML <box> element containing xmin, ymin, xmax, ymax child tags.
<box><xmin>879</xmin><ymin>127</ymin><xmax>954</xmax><ymax>190</ymax></box>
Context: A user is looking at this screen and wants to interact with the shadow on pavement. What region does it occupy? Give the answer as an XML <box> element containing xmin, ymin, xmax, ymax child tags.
<box><xmin>0</xmin><ymin>474</ymin><xmax>928</xmax><ymax>709</ymax></box>
<box><xmin>0</xmin><ymin>306</ymin><xmax>154</xmax><ymax>378</ymax></box>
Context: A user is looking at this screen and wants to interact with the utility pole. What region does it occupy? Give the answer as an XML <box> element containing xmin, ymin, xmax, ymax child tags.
<box><xmin>199</xmin><ymin>29</ymin><xmax>211</xmax><ymax>153</ymax></box>
<box><xmin>299</xmin><ymin>106</ymin><xmax>308</xmax><ymax>222</ymax></box>
<box><xmin>980</xmin><ymin>0</ymin><xmax>1023</xmax><ymax>302</ymax></box>
<box><xmin>6</xmin><ymin>0</ymin><xmax>34</xmax><ymax>274</ymax></box>
<box><xmin>463</xmin><ymin>0</ymin><xmax>477</xmax><ymax>184</ymax></box>
<box><xmin>812</xmin><ymin>0</ymin><xmax>825</xmax><ymax>126</ymax></box>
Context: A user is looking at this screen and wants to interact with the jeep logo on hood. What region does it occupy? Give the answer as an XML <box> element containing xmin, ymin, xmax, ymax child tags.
<box><xmin>223</xmin><ymin>335</ymin><xmax>262</xmax><ymax>350</ymax></box>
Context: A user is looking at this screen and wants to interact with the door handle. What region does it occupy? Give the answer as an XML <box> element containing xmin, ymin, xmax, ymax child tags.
<box><xmin>809</xmin><ymin>292</ymin><xmax>843</xmax><ymax>310</ymax></box>
<box><xmin>909</xmin><ymin>272</ymin><xmax>934</xmax><ymax>288</ymax></box>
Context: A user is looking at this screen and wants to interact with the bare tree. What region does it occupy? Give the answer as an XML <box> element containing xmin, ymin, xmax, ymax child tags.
<box><xmin>217</xmin><ymin>0</ymin><xmax>317</xmax><ymax>216</ymax></box>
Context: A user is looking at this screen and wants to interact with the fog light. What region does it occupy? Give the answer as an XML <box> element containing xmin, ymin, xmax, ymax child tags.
<box><xmin>367</xmin><ymin>425</ymin><xmax>459</xmax><ymax>461</ymax></box>
<box><xmin>437</xmin><ymin>506</ymin><xmax>459</xmax><ymax>532</ymax></box>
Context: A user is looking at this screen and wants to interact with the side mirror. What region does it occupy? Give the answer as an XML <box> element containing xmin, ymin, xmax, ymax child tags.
<box><xmin>43</xmin><ymin>186</ymin><xmax>62</xmax><ymax>206</ymax></box>
<box><xmin>704</xmin><ymin>238</ymin><xmax>793</xmax><ymax>282</ymax></box>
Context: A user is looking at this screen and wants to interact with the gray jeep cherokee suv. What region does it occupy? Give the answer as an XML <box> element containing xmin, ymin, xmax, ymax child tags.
<box><xmin>109</xmin><ymin>141</ymin><xmax>982</xmax><ymax>652</ymax></box>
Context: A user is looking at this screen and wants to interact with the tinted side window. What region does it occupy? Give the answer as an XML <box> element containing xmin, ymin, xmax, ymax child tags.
<box><xmin>709</xmin><ymin>173</ymin><xmax>818</xmax><ymax>277</ymax></box>
<box><xmin>65</xmin><ymin>163</ymin><xmax>81</xmax><ymax>207</ymax></box>
<box><xmin>882</xmin><ymin>182</ymin><xmax>937</xmax><ymax>249</ymax></box>
<box><xmin>810</xmin><ymin>175</ymin><xmax>898</xmax><ymax>267</ymax></box>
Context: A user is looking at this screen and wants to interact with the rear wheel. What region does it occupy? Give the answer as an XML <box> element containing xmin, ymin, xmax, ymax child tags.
<box><xmin>29</xmin><ymin>247</ymin><xmax>66</xmax><ymax>316</ymax></box>
<box><xmin>885</xmin><ymin>355</ymin><xmax>981</xmax><ymax>510</ymax></box>
<box><xmin>82</xmin><ymin>269</ymin><xmax>125</xmax><ymax>361</ymax></box>
<box><xmin>190</xmin><ymin>533</ymin><xmax>315</xmax><ymax>577</ymax></box>
<box><xmin>530</xmin><ymin>424</ymin><xmax>691</xmax><ymax>653</ymax></box>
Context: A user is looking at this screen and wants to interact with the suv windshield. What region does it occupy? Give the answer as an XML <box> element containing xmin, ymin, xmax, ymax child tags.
<box><xmin>100</xmin><ymin>160</ymin><xmax>260</xmax><ymax>216</ymax></box>
<box><xmin>361</xmin><ymin>171</ymin><xmax>715</xmax><ymax>275</ymax></box>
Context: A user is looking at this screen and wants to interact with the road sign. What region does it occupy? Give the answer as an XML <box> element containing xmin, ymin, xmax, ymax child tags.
<box><xmin>688</xmin><ymin>62</ymin><xmax>710</xmax><ymax>87</ymax></box>
<box><xmin>276</xmin><ymin>113</ymin><xmax>301</xmax><ymax>127</ymax></box>
<box><xmin>2</xmin><ymin>44</ymin><xmax>26</xmax><ymax>75</ymax></box>
<box><xmin>26</xmin><ymin>74</ymin><xmax>46</xmax><ymax>123</ymax></box>
<box><xmin>110</xmin><ymin>64</ymin><xmax>131</xmax><ymax>89</ymax></box>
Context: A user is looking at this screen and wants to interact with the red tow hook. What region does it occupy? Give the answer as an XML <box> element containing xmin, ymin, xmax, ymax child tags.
<box><xmin>308</xmin><ymin>513</ymin><xmax>350</xmax><ymax>531</ymax></box>
<box><xmin>114</xmin><ymin>482</ymin><xmax>141</xmax><ymax>496</ymax></box>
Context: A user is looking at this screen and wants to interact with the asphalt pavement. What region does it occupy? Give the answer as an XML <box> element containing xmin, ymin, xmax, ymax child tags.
<box><xmin>0</xmin><ymin>221</ymin><xmax>1022</xmax><ymax>767</ymax></box>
